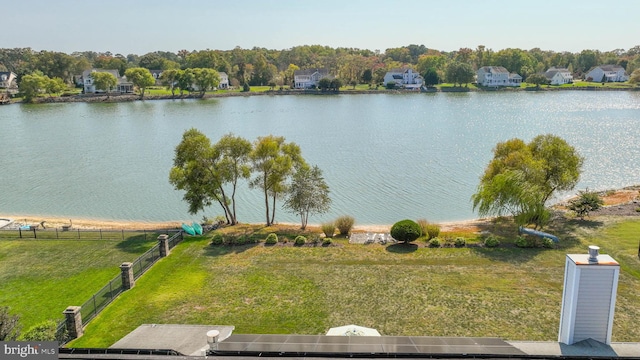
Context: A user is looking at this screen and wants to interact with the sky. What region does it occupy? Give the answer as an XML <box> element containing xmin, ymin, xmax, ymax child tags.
<box><xmin>6</xmin><ymin>0</ymin><xmax>640</xmax><ymax>55</ymax></box>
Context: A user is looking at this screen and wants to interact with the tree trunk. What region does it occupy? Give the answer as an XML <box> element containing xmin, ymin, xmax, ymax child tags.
<box><xmin>270</xmin><ymin>193</ymin><xmax>277</xmax><ymax>225</ymax></box>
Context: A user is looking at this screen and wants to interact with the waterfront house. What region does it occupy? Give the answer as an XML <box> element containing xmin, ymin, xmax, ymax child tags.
<box><xmin>294</xmin><ymin>69</ymin><xmax>332</xmax><ymax>88</ymax></box>
<box><xmin>218</xmin><ymin>72</ymin><xmax>229</xmax><ymax>89</ymax></box>
<box><xmin>584</xmin><ymin>65</ymin><xmax>629</xmax><ymax>82</ymax></box>
<box><xmin>0</xmin><ymin>71</ymin><xmax>17</xmax><ymax>90</ymax></box>
<box><xmin>149</xmin><ymin>70</ymin><xmax>163</xmax><ymax>85</ymax></box>
<box><xmin>82</xmin><ymin>69</ymin><xmax>134</xmax><ymax>94</ymax></box>
<box><xmin>383</xmin><ymin>68</ymin><xmax>424</xmax><ymax>89</ymax></box>
<box><xmin>477</xmin><ymin>66</ymin><xmax>521</xmax><ymax>87</ymax></box>
<box><xmin>544</xmin><ymin>67</ymin><xmax>573</xmax><ymax>85</ymax></box>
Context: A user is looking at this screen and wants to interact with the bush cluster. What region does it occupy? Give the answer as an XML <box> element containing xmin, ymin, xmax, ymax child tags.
<box><xmin>417</xmin><ymin>219</ymin><xmax>441</xmax><ymax>240</ymax></box>
<box><xmin>428</xmin><ymin>237</ymin><xmax>441</xmax><ymax>248</ymax></box>
<box><xmin>454</xmin><ymin>237</ymin><xmax>466</xmax><ymax>247</ymax></box>
<box><xmin>321</xmin><ymin>222</ymin><xmax>335</xmax><ymax>238</ymax></box>
<box><xmin>265</xmin><ymin>233</ymin><xmax>278</xmax><ymax>245</ymax></box>
<box><xmin>335</xmin><ymin>216</ymin><xmax>355</xmax><ymax>235</ymax></box>
<box><xmin>390</xmin><ymin>219</ymin><xmax>422</xmax><ymax>243</ymax></box>
<box><xmin>294</xmin><ymin>235</ymin><xmax>306</xmax><ymax>246</ymax></box>
<box><xmin>484</xmin><ymin>235</ymin><xmax>500</xmax><ymax>248</ymax></box>
<box><xmin>211</xmin><ymin>233</ymin><xmax>224</xmax><ymax>245</ymax></box>
<box><xmin>322</xmin><ymin>238</ymin><xmax>332</xmax><ymax>246</ymax></box>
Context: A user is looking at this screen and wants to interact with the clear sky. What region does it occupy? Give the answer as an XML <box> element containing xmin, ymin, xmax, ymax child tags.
<box><xmin>6</xmin><ymin>0</ymin><xmax>640</xmax><ymax>55</ymax></box>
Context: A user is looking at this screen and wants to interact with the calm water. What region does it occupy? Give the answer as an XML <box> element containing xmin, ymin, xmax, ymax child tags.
<box><xmin>1</xmin><ymin>91</ymin><xmax>639</xmax><ymax>225</ymax></box>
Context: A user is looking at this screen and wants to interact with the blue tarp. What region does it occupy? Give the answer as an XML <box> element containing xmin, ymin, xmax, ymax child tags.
<box><xmin>518</xmin><ymin>226</ymin><xmax>559</xmax><ymax>243</ymax></box>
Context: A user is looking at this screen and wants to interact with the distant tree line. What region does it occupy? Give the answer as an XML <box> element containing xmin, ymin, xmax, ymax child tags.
<box><xmin>2</xmin><ymin>44</ymin><xmax>640</xmax><ymax>89</ymax></box>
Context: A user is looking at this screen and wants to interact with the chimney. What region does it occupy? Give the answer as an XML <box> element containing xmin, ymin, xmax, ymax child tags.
<box><xmin>558</xmin><ymin>246</ymin><xmax>619</xmax><ymax>345</ymax></box>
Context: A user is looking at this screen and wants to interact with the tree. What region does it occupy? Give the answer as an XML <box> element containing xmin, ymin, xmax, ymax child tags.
<box><xmin>423</xmin><ymin>67</ymin><xmax>439</xmax><ymax>87</ymax></box>
<box><xmin>125</xmin><ymin>67</ymin><xmax>155</xmax><ymax>98</ymax></box>
<box><xmin>0</xmin><ymin>306</ymin><xmax>20</xmax><ymax>341</ymax></box>
<box><xmin>176</xmin><ymin>69</ymin><xmax>194</xmax><ymax>95</ymax></box>
<box><xmin>284</xmin><ymin>165</ymin><xmax>331</xmax><ymax>229</ymax></box>
<box><xmin>526</xmin><ymin>73</ymin><xmax>549</xmax><ymax>88</ymax></box>
<box><xmin>445</xmin><ymin>61</ymin><xmax>475</xmax><ymax>87</ymax></box>
<box><xmin>250</xmin><ymin>135</ymin><xmax>306</xmax><ymax>226</ymax></box>
<box><xmin>170</xmin><ymin>130</ymin><xmax>252</xmax><ymax>225</ymax></box>
<box><xmin>19</xmin><ymin>71</ymin><xmax>47</xmax><ymax>102</ymax></box>
<box><xmin>44</xmin><ymin>77</ymin><xmax>67</xmax><ymax>97</ymax></box>
<box><xmin>91</xmin><ymin>71</ymin><xmax>117</xmax><ymax>94</ymax></box>
<box><xmin>390</xmin><ymin>219</ymin><xmax>422</xmax><ymax>244</ymax></box>
<box><xmin>330</xmin><ymin>78</ymin><xmax>342</xmax><ymax>91</ymax></box>
<box><xmin>160</xmin><ymin>68</ymin><xmax>181</xmax><ymax>96</ymax></box>
<box><xmin>318</xmin><ymin>77</ymin><xmax>331</xmax><ymax>90</ymax></box>
<box><xmin>20</xmin><ymin>320</ymin><xmax>60</xmax><ymax>341</ymax></box>
<box><xmin>191</xmin><ymin>68</ymin><xmax>220</xmax><ymax>96</ymax></box>
<box><xmin>472</xmin><ymin>134</ymin><xmax>583</xmax><ymax>229</ymax></box>
<box><xmin>629</xmin><ymin>68</ymin><xmax>640</xmax><ymax>85</ymax></box>
<box><xmin>568</xmin><ymin>189</ymin><xmax>604</xmax><ymax>220</ymax></box>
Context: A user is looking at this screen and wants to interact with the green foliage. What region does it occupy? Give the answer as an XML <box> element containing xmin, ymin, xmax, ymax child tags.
<box><xmin>417</xmin><ymin>219</ymin><xmax>440</xmax><ymax>239</ymax></box>
<box><xmin>473</xmin><ymin>134</ymin><xmax>583</xmax><ymax>229</ymax></box>
<box><xmin>515</xmin><ymin>236</ymin><xmax>534</xmax><ymax>248</ymax></box>
<box><xmin>0</xmin><ymin>306</ymin><xmax>21</xmax><ymax>341</ymax></box>
<box><xmin>90</xmin><ymin>71</ymin><xmax>118</xmax><ymax>93</ymax></box>
<box><xmin>265</xmin><ymin>233</ymin><xmax>278</xmax><ymax>245</ymax></box>
<box><xmin>19</xmin><ymin>320</ymin><xmax>60</xmax><ymax>341</ymax></box>
<box><xmin>44</xmin><ymin>77</ymin><xmax>67</xmax><ymax>97</ymax></box>
<box><xmin>318</xmin><ymin>77</ymin><xmax>331</xmax><ymax>90</ymax></box>
<box><xmin>284</xmin><ymin>165</ymin><xmax>331</xmax><ymax>230</ymax></box>
<box><xmin>484</xmin><ymin>236</ymin><xmax>500</xmax><ymax>248</ymax></box>
<box><xmin>19</xmin><ymin>71</ymin><xmax>48</xmax><ymax>102</ymax></box>
<box><xmin>211</xmin><ymin>233</ymin><xmax>224</xmax><ymax>245</ymax></box>
<box><xmin>526</xmin><ymin>73</ymin><xmax>549</xmax><ymax>88</ymax></box>
<box><xmin>445</xmin><ymin>61</ymin><xmax>475</xmax><ymax>86</ymax></box>
<box><xmin>390</xmin><ymin>219</ymin><xmax>422</xmax><ymax>243</ymax></box>
<box><xmin>322</xmin><ymin>238</ymin><xmax>332</xmax><ymax>245</ymax></box>
<box><xmin>190</xmin><ymin>68</ymin><xmax>220</xmax><ymax>96</ymax></box>
<box><xmin>242</xmin><ymin>83</ymin><xmax>250</xmax><ymax>92</ymax></box>
<box><xmin>454</xmin><ymin>237</ymin><xmax>466</xmax><ymax>247</ymax></box>
<box><xmin>250</xmin><ymin>135</ymin><xmax>306</xmax><ymax>226</ymax></box>
<box><xmin>170</xmin><ymin>130</ymin><xmax>252</xmax><ymax>225</ymax></box>
<box><xmin>335</xmin><ymin>215</ymin><xmax>355</xmax><ymax>235</ymax></box>
<box><xmin>385</xmin><ymin>82</ymin><xmax>397</xmax><ymax>89</ymax></box>
<box><xmin>321</xmin><ymin>222</ymin><xmax>335</xmax><ymax>238</ymax></box>
<box><xmin>233</xmin><ymin>236</ymin><xmax>247</xmax><ymax>246</ymax></box>
<box><xmin>629</xmin><ymin>69</ymin><xmax>640</xmax><ymax>85</ymax></box>
<box><xmin>294</xmin><ymin>236</ymin><xmax>306</xmax><ymax>246</ymax></box>
<box><xmin>422</xmin><ymin>67</ymin><xmax>440</xmax><ymax>87</ymax></box>
<box><xmin>428</xmin><ymin>237</ymin><xmax>441</xmax><ymax>248</ymax></box>
<box><xmin>124</xmin><ymin>67</ymin><xmax>156</xmax><ymax>98</ymax></box>
<box><xmin>568</xmin><ymin>189</ymin><xmax>604</xmax><ymax>220</ymax></box>
<box><xmin>541</xmin><ymin>238</ymin><xmax>555</xmax><ymax>249</ymax></box>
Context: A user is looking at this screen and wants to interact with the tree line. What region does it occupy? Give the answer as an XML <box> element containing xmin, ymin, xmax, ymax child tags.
<box><xmin>2</xmin><ymin>44</ymin><xmax>640</xmax><ymax>89</ymax></box>
<box><xmin>170</xmin><ymin>130</ymin><xmax>331</xmax><ymax>229</ymax></box>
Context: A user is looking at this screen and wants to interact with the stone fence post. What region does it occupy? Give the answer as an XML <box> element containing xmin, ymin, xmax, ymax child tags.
<box><xmin>158</xmin><ymin>234</ymin><xmax>170</xmax><ymax>257</ymax></box>
<box><xmin>63</xmin><ymin>306</ymin><xmax>83</xmax><ymax>339</ymax></box>
<box><xmin>120</xmin><ymin>262</ymin><xmax>135</xmax><ymax>290</ymax></box>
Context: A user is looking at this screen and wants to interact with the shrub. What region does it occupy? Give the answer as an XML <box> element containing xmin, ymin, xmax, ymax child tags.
<box><xmin>515</xmin><ymin>236</ymin><xmax>532</xmax><ymax>248</ymax></box>
<box><xmin>335</xmin><ymin>216</ymin><xmax>355</xmax><ymax>235</ymax></box>
<box><xmin>211</xmin><ymin>233</ymin><xmax>224</xmax><ymax>245</ymax></box>
<box><xmin>294</xmin><ymin>235</ymin><xmax>306</xmax><ymax>246</ymax></box>
<box><xmin>19</xmin><ymin>320</ymin><xmax>58</xmax><ymax>341</ymax></box>
<box><xmin>484</xmin><ymin>236</ymin><xmax>500</xmax><ymax>248</ymax></box>
<box><xmin>390</xmin><ymin>219</ymin><xmax>422</xmax><ymax>244</ymax></box>
<box><xmin>265</xmin><ymin>233</ymin><xmax>278</xmax><ymax>245</ymax></box>
<box><xmin>424</xmin><ymin>223</ymin><xmax>441</xmax><ymax>240</ymax></box>
<box><xmin>542</xmin><ymin>238</ymin><xmax>555</xmax><ymax>249</ymax></box>
<box><xmin>454</xmin><ymin>237</ymin><xmax>466</xmax><ymax>247</ymax></box>
<box><xmin>322</xmin><ymin>238</ymin><xmax>332</xmax><ymax>246</ymax></box>
<box><xmin>233</xmin><ymin>236</ymin><xmax>247</xmax><ymax>246</ymax></box>
<box><xmin>321</xmin><ymin>222</ymin><xmax>335</xmax><ymax>238</ymax></box>
<box><xmin>428</xmin><ymin>237</ymin><xmax>441</xmax><ymax>248</ymax></box>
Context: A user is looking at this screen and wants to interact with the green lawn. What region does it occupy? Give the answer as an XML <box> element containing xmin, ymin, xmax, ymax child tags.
<box><xmin>66</xmin><ymin>219</ymin><xmax>640</xmax><ymax>348</ymax></box>
<box><xmin>0</xmin><ymin>234</ymin><xmax>158</xmax><ymax>330</ymax></box>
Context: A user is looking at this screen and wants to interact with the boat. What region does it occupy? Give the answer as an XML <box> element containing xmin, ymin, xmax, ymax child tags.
<box><xmin>192</xmin><ymin>222</ymin><xmax>203</xmax><ymax>235</ymax></box>
<box><xmin>181</xmin><ymin>223</ymin><xmax>195</xmax><ymax>236</ymax></box>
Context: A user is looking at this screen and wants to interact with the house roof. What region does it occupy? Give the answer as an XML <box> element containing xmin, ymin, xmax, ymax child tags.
<box><xmin>479</xmin><ymin>66</ymin><xmax>510</xmax><ymax>73</ymax></box>
<box><xmin>218</xmin><ymin>72</ymin><xmax>228</xmax><ymax>77</ymax></box>
<box><xmin>588</xmin><ymin>64</ymin><xmax>625</xmax><ymax>72</ymax></box>
<box><xmin>294</xmin><ymin>68</ymin><xmax>329</xmax><ymax>76</ymax></box>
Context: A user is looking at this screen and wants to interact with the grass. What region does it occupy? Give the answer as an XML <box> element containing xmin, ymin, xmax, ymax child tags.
<box><xmin>64</xmin><ymin>218</ymin><xmax>640</xmax><ymax>347</ymax></box>
<box><xmin>0</xmin><ymin>234</ymin><xmax>158</xmax><ymax>330</ymax></box>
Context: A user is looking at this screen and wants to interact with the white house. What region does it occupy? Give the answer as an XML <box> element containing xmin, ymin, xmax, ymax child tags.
<box><xmin>544</xmin><ymin>67</ymin><xmax>573</xmax><ymax>85</ymax></box>
<box><xmin>218</xmin><ymin>72</ymin><xmax>229</xmax><ymax>89</ymax></box>
<box><xmin>383</xmin><ymin>68</ymin><xmax>423</xmax><ymax>89</ymax></box>
<box><xmin>82</xmin><ymin>69</ymin><xmax>133</xmax><ymax>94</ymax></box>
<box><xmin>584</xmin><ymin>65</ymin><xmax>629</xmax><ymax>82</ymax></box>
<box><xmin>149</xmin><ymin>70</ymin><xmax>163</xmax><ymax>85</ymax></box>
<box><xmin>477</xmin><ymin>66</ymin><xmax>521</xmax><ymax>87</ymax></box>
<box><xmin>293</xmin><ymin>69</ymin><xmax>331</xmax><ymax>89</ymax></box>
<box><xmin>0</xmin><ymin>71</ymin><xmax>17</xmax><ymax>90</ymax></box>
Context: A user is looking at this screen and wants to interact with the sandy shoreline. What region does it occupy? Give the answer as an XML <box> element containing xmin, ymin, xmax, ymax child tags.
<box><xmin>0</xmin><ymin>213</ymin><xmax>489</xmax><ymax>233</ymax></box>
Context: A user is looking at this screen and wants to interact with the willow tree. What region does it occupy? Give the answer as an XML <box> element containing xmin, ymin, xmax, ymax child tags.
<box><xmin>250</xmin><ymin>135</ymin><xmax>306</xmax><ymax>226</ymax></box>
<box><xmin>472</xmin><ymin>134</ymin><xmax>583</xmax><ymax>229</ymax></box>
<box><xmin>169</xmin><ymin>129</ymin><xmax>251</xmax><ymax>225</ymax></box>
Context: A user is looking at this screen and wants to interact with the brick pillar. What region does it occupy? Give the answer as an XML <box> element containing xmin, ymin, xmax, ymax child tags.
<box><xmin>120</xmin><ymin>262</ymin><xmax>135</xmax><ymax>290</ymax></box>
<box><xmin>63</xmin><ymin>306</ymin><xmax>83</xmax><ymax>339</ymax></box>
<box><xmin>158</xmin><ymin>234</ymin><xmax>170</xmax><ymax>257</ymax></box>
